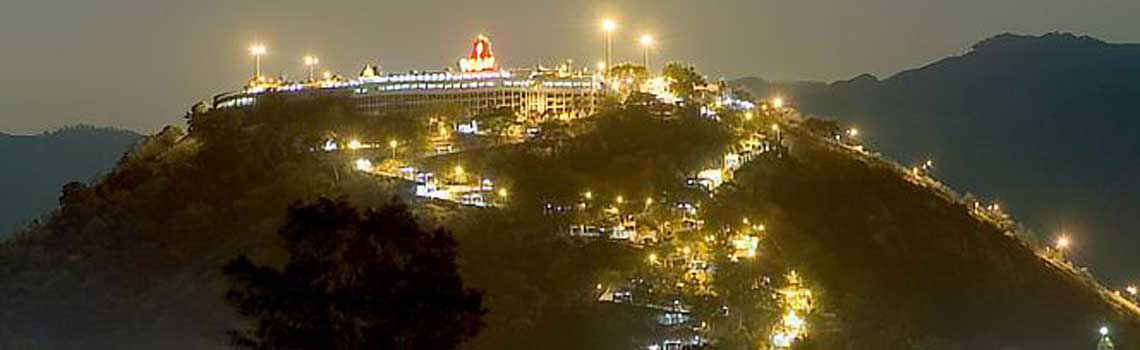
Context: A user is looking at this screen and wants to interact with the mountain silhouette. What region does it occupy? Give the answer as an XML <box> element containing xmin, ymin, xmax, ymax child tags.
<box><xmin>0</xmin><ymin>125</ymin><xmax>140</xmax><ymax>235</ymax></box>
<box><xmin>734</xmin><ymin>32</ymin><xmax>1140</xmax><ymax>283</ymax></box>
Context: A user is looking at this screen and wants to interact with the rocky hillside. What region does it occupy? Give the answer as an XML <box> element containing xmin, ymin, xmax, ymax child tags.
<box><xmin>0</xmin><ymin>97</ymin><xmax>1136</xmax><ymax>349</ymax></box>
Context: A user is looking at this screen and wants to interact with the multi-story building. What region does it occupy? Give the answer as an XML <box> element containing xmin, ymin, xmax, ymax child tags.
<box><xmin>213</xmin><ymin>35</ymin><xmax>604</xmax><ymax>120</ymax></box>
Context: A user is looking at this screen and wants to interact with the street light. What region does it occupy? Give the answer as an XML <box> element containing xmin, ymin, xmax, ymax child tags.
<box><xmin>602</xmin><ymin>19</ymin><xmax>617</xmax><ymax>75</ymax></box>
<box><xmin>772</xmin><ymin>97</ymin><xmax>785</xmax><ymax>109</ymax></box>
<box><xmin>1100</xmin><ymin>326</ymin><xmax>1109</xmax><ymax>337</ymax></box>
<box><xmin>1126</xmin><ymin>285</ymin><xmax>1137</xmax><ymax>296</ymax></box>
<box><xmin>616</xmin><ymin>195</ymin><xmax>624</xmax><ymax>205</ymax></box>
<box><xmin>847</xmin><ymin>128</ymin><xmax>859</xmax><ymax>137</ymax></box>
<box><xmin>584</xmin><ymin>191</ymin><xmax>593</xmax><ymax>200</ymax></box>
<box><xmin>304</xmin><ymin>55</ymin><xmax>320</xmax><ymax>82</ymax></box>
<box><xmin>388</xmin><ymin>139</ymin><xmax>398</xmax><ymax>159</ymax></box>
<box><xmin>249</xmin><ymin>44</ymin><xmax>268</xmax><ymax>79</ymax></box>
<box><xmin>1055</xmin><ymin>235</ymin><xmax>1071</xmax><ymax>251</ymax></box>
<box><xmin>639</xmin><ymin>34</ymin><xmax>654</xmax><ymax>69</ymax></box>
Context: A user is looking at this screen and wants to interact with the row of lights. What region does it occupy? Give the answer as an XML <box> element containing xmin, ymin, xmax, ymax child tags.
<box><xmin>246</xmin><ymin>17</ymin><xmax>660</xmax><ymax>84</ymax></box>
<box><xmin>248</xmin><ymin>44</ymin><xmax>333</xmax><ymax>82</ymax></box>
<box><xmin>599</xmin><ymin>18</ymin><xmax>657</xmax><ymax>70</ymax></box>
<box><xmin>763</xmin><ymin>107</ymin><xmax>1138</xmax><ymax>317</ymax></box>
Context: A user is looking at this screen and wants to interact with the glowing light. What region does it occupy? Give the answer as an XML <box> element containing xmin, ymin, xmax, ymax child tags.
<box><xmin>459</xmin><ymin>35</ymin><xmax>497</xmax><ymax>72</ymax></box>
<box><xmin>639</xmin><ymin>34</ymin><xmax>654</xmax><ymax>46</ymax></box>
<box><xmin>772</xmin><ymin>97</ymin><xmax>785</xmax><ymax>109</ymax></box>
<box><xmin>389</xmin><ymin>140</ymin><xmax>399</xmax><ymax>149</ymax></box>
<box><xmin>602</xmin><ymin>19</ymin><xmax>617</xmax><ymax>32</ymax></box>
<box><xmin>771</xmin><ymin>124</ymin><xmax>780</xmax><ymax>132</ymax></box>
<box><xmin>772</xmin><ymin>332</ymin><xmax>795</xmax><ymax>348</ymax></box>
<box><xmin>347</xmin><ymin>139</ymin><xmax>363</xmax><ymax>150</ymax></box>
<box><xmin>322</xmin><ymin>140</ymin><xmax>338</xmax><ymax>152</ymax></box>
<box><xmin>647</xmin><ymin>253</ymin><xmax>658</xmax><ymax>264</ymax></box>
<box><xmin>1055</xmin><ymin>235</ymin><xmax>1071</xmax><ymax>250</ymax></box>
<box><xmin>744</xmin><ymin>111</ymin><xmax>754</xmax><ymax>120</ymax></box>
<box><xmin>354</xmin><ymin>158</ymin><xmax>373</xmax><ymax>172</ymax></box>
<box><xmin>249</xmin><ymin>44</ymin><xmax>267</xmax><ymax>56</ymax></box>
<box><xmin>784</xmin><ymin>310</ymin><xmax>805</xmax><ymax>329</ymax></box>
<box><xmin>1126</xmin><ymin>286</ymin><xmax>1137</xmax><ymax>296</ymax></box>
<box><xmin>645</xmin><ymin>197</ymin><xmax>654</xmax><ymax>206</ymax></box>
<box><xmin>847</xmin><ymin>128</ymin><xmax>859</xmax><ymax>137</ymax></box>
<box><xmin>303</xmin><ymin>55</ymin><xmax>320</xmax><ymax>81</ymax></box>
<box><xmin>615</xmin><ymin>195</ymin><xmax>624</xmax><ymax>204</ymax></box>
<box><xmin>249</xmin><ymin>44</ymin><xmax>267</xmax><ymax>79</ymax></box>
<box><xmin>454</xmin><ymin>165</ymin><xmax>465</xmax><ymax>177</ymax></box>
<box><xmin>595</xmin><ymin>61</ymin><xmax>606</xmax><ymax>72</ymax></box>
<box><xmin>1100</xmin><ymin>326</ymin><xmax>1109</xmax><ymax>336</ymax></box>
<box><xmin>498</xmin><ymin>189</ymin><xmax>508</xmax><ymax>198</ymax></box>
<box><xmin>323</xmin><ymin>71</ymin><xmax>332</xmax><ymax>80</ymax></box>
<box><xmin>583</xmin><ymin>191</ymin><xmax>593</xmax><ymax>200</ymax></box>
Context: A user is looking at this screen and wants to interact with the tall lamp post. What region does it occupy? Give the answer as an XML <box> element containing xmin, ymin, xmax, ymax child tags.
<box><xmin>639</xmin><ymin>34</ymin><xmax>654</xmax><ymax>69</ymax></box>
<box><xmin>304</xmin><ymin>55</ymin><xmax>320</xmax><ymax>82</ymax></box>
<box><xmin>1098</xmin><ymin>326</ymin><xmax>1115</xmax><ymax>350</ymax></box>
<box><xmin>249</xmin><ymin>44</ymin><xmax>267</xmax><ymax>79</ymax></box>
<box><xmin>1055</xmin><ymin>235</ymin><xmax>1071</xmax><ymax>260</ymax></box>
<box><xmin>602</xmin><ymin>19</ymin><xmax>617</xmax><ymax>75</ymax></box>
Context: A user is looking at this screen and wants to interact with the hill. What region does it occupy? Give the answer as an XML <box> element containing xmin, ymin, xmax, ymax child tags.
<box><xmin>0</xmin><ymin>125</ymin><xmax>140</xmax><ymax>235</ymax></box>
<box><xmin>0</xmin><ymin>96</ymin><xmax>1137</xmax><ymax>349</ymax></box>
<box><xmin>732</xmin><ymin>33</ymin><xmax>1140</xmax><ymax>283</ymax></box>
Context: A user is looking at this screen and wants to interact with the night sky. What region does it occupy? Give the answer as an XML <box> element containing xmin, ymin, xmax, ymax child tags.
<box><xmin>2</xmin><ymin>0</ymin><xmax>1139</xmax><ymax>133</ymax></box>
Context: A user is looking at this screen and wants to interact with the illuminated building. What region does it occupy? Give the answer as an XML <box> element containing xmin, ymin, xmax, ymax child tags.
<box><xmin>214</xmin><ymin>35</ymin><xmax>603</xmax><ymax>120</ymax></box>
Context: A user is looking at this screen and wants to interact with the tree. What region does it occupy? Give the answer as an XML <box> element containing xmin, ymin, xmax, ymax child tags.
<box><xmin>473</xmin><ymin>107</ymin><xmax>516</xmax><ymax>142</ymax></box>
<box><xmin>608</xmin><ymin>63</ymin><xmax>650</xmax><ymax>93</ymax></box>
<box><xmin>223</xmin><ymin>197</ymin><xmax>485</xmax><ymax>350</ymax></box>
<box><xmin>607</xmin><ymin>63</ymin><xmax>649</xmax><ymax>81</ymax></box>
<box><xmin>662</xmin><ymin>62</ymin><xmax>707</xmax><ymax>99</ymax></box>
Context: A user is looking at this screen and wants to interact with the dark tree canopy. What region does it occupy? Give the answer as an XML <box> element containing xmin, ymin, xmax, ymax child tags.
<box><xmin>662</xmin><ymin>62</ymin><xmax>707</xmax><ymax>98</ymax></box>
<box><xmin>223</xmin><ymin>197</ymin><xmax>484</xmax><ymax>350</ymax></box>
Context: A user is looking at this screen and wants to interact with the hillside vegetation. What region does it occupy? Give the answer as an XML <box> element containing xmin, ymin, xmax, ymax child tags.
<box><xmin>0</xmin><ymin>95</ymin><xmax>1136</xmax><ymax>350</ymax></box>
<box><xmin>733</xmin><ymin>33</ymin><xmax>1140</xmax><ymax>283</ymax></box>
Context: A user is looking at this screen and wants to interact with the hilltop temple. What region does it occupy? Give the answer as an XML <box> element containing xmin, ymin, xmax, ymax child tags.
<box><xmin>213</xmin><ymin>35</ymin><xmax>603</xmax><ymax>121</ymax></box>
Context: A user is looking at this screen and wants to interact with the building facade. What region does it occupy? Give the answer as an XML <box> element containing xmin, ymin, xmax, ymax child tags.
<box><xmin>214</xmin><ymin>35</ymin><xmax>603</xmax><ymax>120</ymax></box>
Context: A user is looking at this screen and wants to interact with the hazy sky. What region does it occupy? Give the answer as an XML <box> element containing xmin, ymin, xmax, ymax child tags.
<box><xmin>2</xmin><ymin>0</ymin><xmax>1139</xmax><ymax>133</ymax></box>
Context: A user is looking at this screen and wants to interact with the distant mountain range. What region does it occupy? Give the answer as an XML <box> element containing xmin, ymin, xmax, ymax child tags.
<box><xmin>732</xmin><ymin>32</ymin><xmax>1140</xmax><ymax>283</ymax></box>
<box><xmin>0</xmin><ymin>125</ymin><xmax>140</xmax><ymax>235</ymax></box>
